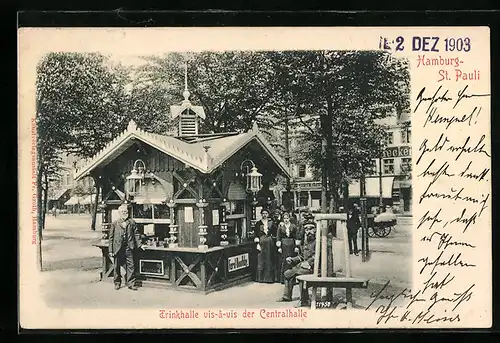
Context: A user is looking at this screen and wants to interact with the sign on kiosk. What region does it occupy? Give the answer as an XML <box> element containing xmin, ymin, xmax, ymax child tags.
<box><xmin>228</xmin><ymin>253</ymin><xmax>249</xmax><ymax>272</ymax></box>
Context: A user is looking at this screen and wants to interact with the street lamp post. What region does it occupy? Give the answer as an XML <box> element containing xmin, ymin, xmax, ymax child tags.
<box><xmin>284</xmin><ymin>114</ymin><xmax>292</xmax><ymax>210</ymax></box>
<box><xmin>360</xmin><ymin>174</ymin><xmax>369</xmax><ymax>262</ymax></box>
<box><xmin>378</xmin><ymin>156</ymin><xmax>384</xmax><ymax>213</ymax></box>
<box><xmin>296</xmin><ymin>184</ymin><xmax>301</xmax><ymax>209</ymax></box>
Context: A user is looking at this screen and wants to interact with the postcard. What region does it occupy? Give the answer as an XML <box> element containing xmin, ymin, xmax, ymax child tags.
<box><xmin>18</xmin><ymin>26</ymin><xmax>491</xmax><ymax>329</ymax></box>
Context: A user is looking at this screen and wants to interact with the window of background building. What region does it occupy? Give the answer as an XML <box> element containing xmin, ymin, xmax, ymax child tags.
<box><xmin>386</xmin><ymin>132</ymin><xmax>394</xmax><ymax>145</ymax></box>
<box><xmin>383</xmin><ymin>158</ymin><xmax>395</xmax><ymax>175</ymax></box>
<box><xmin>401</xmin><ymin>130</ymin><xmax>411</xmax><ymax>144</ymax></box>
<box><xmin>298</xmin><ymin>164</ymin><xmax>307</xmax><ymax>178</ymax></box>
<box><xmin>401</xmin><ymin>158</ymin><xmax>412</xmax><ymax>173</ymax></box>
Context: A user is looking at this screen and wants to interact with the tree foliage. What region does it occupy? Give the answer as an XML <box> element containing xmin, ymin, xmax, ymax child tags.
<box><xmin>138</xmin><ymin>52</ymin><xmax>276</xmax><ymax>133</ymax></box>
<box><xmin>36</xmin><ymin>50</ymin><xmax>410</xmax><ymax>222</ymax></box>
<box><xmin>269</xmin><ymin>50</ymin><xmax>411</xmax><ymax>210</ymax></box>
<box><xmin>36</xmin><ymin>53</ymin><xmax>132</xmax><ymax>158</ymax></box>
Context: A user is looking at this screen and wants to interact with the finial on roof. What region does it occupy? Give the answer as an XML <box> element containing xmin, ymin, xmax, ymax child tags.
<box><xmin>202</xmin><ymin>145</ymin><xmax>211</xmax><ymax>168</ymax></box>
<box><xmin>183</xmin><ymin>61</ymin><xmax>190</xmax><ymax>100</ymax></box>
<box><xmin>184</xmin><ymin>61</ymin><xmax>188</xmax><ymax>91</ymax></box>
<box><xmin>127</xmin><ymin>120</ymin><xmax>137</xmax><ymax>132</ymax></box>
<box><xmin>252</xmin><ymin>121</ymin><xmax>259</xmax><ymax>132</ymax></box>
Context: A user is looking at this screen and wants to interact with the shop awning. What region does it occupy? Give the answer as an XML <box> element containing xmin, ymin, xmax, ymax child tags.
<box><xmin>50</xmin><ymin>188</ymin><xmax>70</xmax><ymax>201</ymax></box>
<box><xmin>348</xmin><ymin>177</ymin><xmax>395</xmax><ymax>198</ymax></box>
<box><xmin>64</xmin><ymin>196</ymin><xmax>81</xmax><ymax>206</ymax></box>
<box><xmin>395</xmin><ymin>179</ymin><xmax>412</xmax><ymax>188</ymax></box>
<box><xmin>64</xmin><ymin>194</ymin><xmax>96</xmax><ymax>206</ymax></box>
<box><xmin>80</xmin><ymin>194</ymin><xmax>97</xmax><ymax>205</ymax></box>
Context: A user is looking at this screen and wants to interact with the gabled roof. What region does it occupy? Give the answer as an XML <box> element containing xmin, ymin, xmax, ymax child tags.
<box><xmin>192</xmin><ymin>122</ymin><xmax>290</xmax><ymax>176</ymax></box>
<box><xmin>74</xmin><ymin>120</ymin><xmax>208</xmax><ymax>180</ymax></box>
<box><xmin>74</xmin><ymin>120</ymin><xmax>290</xmax><ymax>180</ymax></box>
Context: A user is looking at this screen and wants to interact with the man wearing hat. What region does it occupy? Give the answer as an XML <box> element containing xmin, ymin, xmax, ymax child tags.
<box><xmin>277</xmin><ymin>213</ymin><xmax>316</xmax><ymax>302</ymax></box>
<box><xmin>109</xmin><ymin>203</ymin><xmax>144</xmax><ymax>290</ymax></box>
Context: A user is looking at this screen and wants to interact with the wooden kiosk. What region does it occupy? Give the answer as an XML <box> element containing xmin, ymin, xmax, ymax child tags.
<box><xmin>75</xmin><ymin>87</ymin><xmax>290</xmax><ymax>294</ymax></box>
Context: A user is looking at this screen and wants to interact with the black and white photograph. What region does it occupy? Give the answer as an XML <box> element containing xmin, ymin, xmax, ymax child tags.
<box><xmin>33</xmin><ymin>48</ymin><xmax>412</xmax><ymax>311</ymax></box>
<box><xmin>19</xmin><ymin>27</ymin><xmax>491</xmax><ymax>329</ymax></box>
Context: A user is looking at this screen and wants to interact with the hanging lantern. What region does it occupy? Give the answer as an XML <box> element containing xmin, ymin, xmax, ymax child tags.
<box><xmin>246</xmin><ymin>166</ymin><xmax>262</xmax><ymax>194</ymax></box>
<box><xmin>126</xmin><ymin>169</ymin><xmax>142</xmax><ymax>196</ymax></box>
<box><xmin>126</xmin><ymin>159</ymin><xmax>146</xmax><ymax>197</ymax></box>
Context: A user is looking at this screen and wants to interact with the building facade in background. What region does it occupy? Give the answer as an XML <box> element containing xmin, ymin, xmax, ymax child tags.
<box><xmin>49</xmin><ymin>153</ymin><xmax>98</xmax><ymax>212</ymax></box>
<box><xmin>281</xmin><ymin>111</ymin><xmax>412</xmax><ymax>214</ymax></box>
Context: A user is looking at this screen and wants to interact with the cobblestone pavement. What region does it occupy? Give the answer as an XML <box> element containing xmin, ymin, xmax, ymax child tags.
<box><xmin>39</xmin><ymin>214</ymin><xmax>413</xmax><ymax>310</ymax></box>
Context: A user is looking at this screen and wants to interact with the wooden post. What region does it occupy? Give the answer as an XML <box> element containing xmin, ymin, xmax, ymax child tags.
<box><xmin>321</xmin><ymin>220</ymin><xmax>328</xmax><ymax>297</ymax></box>
<box><xmin>321</xmin><ymin>221</ymin><xmax>327</xmax><ymax>276</ymax></box>
<box><xmin>197</xmin><ymin>200</ymin><xmax>209</xmax><ymax>250</ymax></box>
<box><xmin>379</xmin><ymin>156</ymin><xmax>384</xmax><ymax>213</ymax></box>
<box><xmin>311</xmin><ymin>287</ymin><xmax>317</xmax><ymax>309</ymax></box>
<box><xmin>360</xmin><ymin>175</ymin><xmax>367</xmax><ymax>262</ymax></box>
<box><xmin>313</xmin><ymin>219</ymin><xmax>321</xmax><ymax>277</ymax></box>
<box><xmin>331</xmin><ymin>231</ymin><xmax>336</xmax><ymax>273</ymax></box>
<box><xmin>341</xmin><ymin>220</ymin><xmax>351</xmax><ymax>278</ymax></box>
<box><xmin>167</xmin><ymin>201</ymin><xmax>178</xmax><ymax>248</ymax></box>
<box><xmin>346</xmin><ymin>288</ymin><xmax>353</xmax><ymax>309</ymax></box>
<box><xmin>220</xmin><ymin>200</ymin><xmax>229</xmax><ymax>246</ymax></box>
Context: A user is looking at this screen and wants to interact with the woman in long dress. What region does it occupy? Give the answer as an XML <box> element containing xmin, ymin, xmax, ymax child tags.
<box><xmin>276</xmin><ymin>212</ymin><xmax>300</xmax><ymax>284</ymax></box>
<box><xmin>254</xmin><ymin>208</ymin><xmax>277</xmax><ymax>283</ymax></box>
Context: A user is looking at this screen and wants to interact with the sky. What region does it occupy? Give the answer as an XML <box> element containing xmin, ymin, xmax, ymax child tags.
<box><xmin>108</xmin><ymin>53</ymin><xmax>156</xmax><ymax>67</ymax></box>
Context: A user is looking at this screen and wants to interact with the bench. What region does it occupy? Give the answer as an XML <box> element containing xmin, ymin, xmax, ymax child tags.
<box><xmin>296</xmin><ymin>275</ymin><xmax>369</xmax><ymax>309</ymax></box>
<box><xmin>93</xmin><ymin>242</ymin><xmax>115</xmax><ymax>281</ymax></box>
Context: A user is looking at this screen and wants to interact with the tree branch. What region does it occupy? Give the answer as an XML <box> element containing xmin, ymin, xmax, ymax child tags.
<box><xmin>296</xmin><ymin>112</ymin><xmax>320</xmax><ymax>138</ymax></box>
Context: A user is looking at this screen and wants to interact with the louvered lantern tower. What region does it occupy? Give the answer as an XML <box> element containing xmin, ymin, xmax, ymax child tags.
<box><xmin>170</xmin><ymin>63</ymin><xmax>206</xmax><ymax>137</ymax></box>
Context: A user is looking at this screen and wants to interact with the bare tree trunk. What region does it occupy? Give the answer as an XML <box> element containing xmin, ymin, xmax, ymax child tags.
<box><xmin>325</xmin><ymin>97</ymin><xmax>336</xmax><ymax>215</ymax></box>
<box><xmin>42</xmin><ymin>173</ymin><xmax>48</xmax><ymax>230</ymax></box>
<box><xmin>91</xmin><ymin>181</ymin><xmax>100</xmax><ymax>231</ymax></box>
<box><xmin>343</xmin><ymin>181</ymin><xmax>349</xmax><ymax>211</ymax></box>
<box><xmin>321</xmin><ymin>138</ymin><xmax>328</xmax><ymax>214</ymax></box>
<box><xmin>36</xmin><ymin>161</ymin><xmax>44</xmax><ymax>272</ymax></box>
<box><xmin>283</xmin><ymin>114</ymin><xmax>292</xmax><ymax>211</ymax></box>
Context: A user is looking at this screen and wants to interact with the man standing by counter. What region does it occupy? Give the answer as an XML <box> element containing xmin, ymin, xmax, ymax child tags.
<box><xmin>109</xmin><ymin>204</ymin><xmax>144</xmax><ymax>291</ymax></box>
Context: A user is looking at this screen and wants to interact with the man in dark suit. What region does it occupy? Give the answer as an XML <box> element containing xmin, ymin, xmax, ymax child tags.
<box><xmin>347</xmin><ymin>204</ymin><xmax>361</xmax><ymax>255</ymax></box>
<box><xmin>109</xmin><ymin>204</ymin><xmax>144</xmax><ymax>290</ymax></box>
<box><xmin>277</xmin><ymin>219</ymin><xmax>316</xmax><ymax>302</ymax></box>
